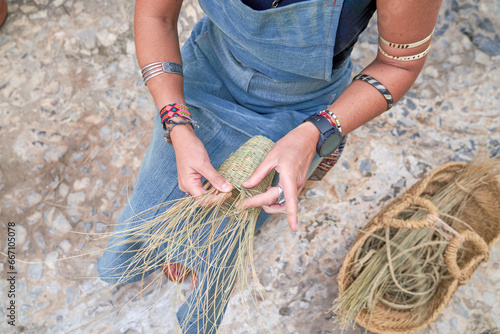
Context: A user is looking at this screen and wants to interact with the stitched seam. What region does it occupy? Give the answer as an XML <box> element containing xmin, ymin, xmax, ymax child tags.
<box><xmin>324</xmin><ymin>0</ymin><xmax>339</xmax><ymax>79</ymax></box>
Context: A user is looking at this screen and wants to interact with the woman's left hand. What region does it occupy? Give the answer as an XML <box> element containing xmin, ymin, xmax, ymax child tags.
<box><xmin>242</xmin><ymin>122</ymin><xmax>320</xmax><ymax>232</ymax></box>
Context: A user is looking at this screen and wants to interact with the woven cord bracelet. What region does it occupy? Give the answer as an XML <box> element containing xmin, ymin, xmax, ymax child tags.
<box><xmin>353</xmin><ymin>74</ymin><xmax>394</xmax><ymax>110</ymax></box>
<box><xmin>160</xmin><ymin>103</ymin><xmax>191</xmax><ymax>129</ymax></box>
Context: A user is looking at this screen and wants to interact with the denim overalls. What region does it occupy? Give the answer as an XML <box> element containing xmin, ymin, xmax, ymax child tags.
<box><xmin>98</xmin><ymin>0</ymin><xmax>350</xmax><ymax>332</ymax></box>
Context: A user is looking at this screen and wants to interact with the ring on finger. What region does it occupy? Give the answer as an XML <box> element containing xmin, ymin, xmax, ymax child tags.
<box><xmin>275</xmin><ymin>185</ymin><xmax>285</xmax><ymax>205</ymax></box>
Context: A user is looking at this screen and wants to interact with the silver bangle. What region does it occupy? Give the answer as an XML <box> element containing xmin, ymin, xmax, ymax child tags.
<box><xmin>141</xmin><ymin>62</ymin><xmax>183</xmax><ymax>85</ymax></box>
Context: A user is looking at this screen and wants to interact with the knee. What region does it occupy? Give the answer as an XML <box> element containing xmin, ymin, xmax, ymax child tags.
<box><xmin>96</xmin><ymin>245</ymin><xmax>162</xmax><ymax>285</ymax></box>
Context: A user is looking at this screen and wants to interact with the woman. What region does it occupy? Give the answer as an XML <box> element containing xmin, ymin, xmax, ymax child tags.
<box><xmin>98</xmin><ymin>0</ymin><xmax>443</xmax><ymax>332</ymax></box>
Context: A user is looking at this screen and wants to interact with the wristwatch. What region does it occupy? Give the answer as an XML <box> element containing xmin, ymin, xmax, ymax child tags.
<box><xmin>303</xmin><ymin>113</ymin><xmax>342</xmax><ymax>157</ymax></box>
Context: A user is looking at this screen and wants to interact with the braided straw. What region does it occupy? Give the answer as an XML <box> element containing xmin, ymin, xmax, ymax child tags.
<box><xmin>218</xmin><ymin>135</ymin><xmax>275</xmax><ymax>195</ymax></box>
<box><xmin>445</xmin><ymin>230</ymin><xmax>490</xmax><ymax>284</ymax></box>
<box><xmin>97</xmin><ymin>136</ymin><xmax>276</xmax><ymax>333</ymax></box>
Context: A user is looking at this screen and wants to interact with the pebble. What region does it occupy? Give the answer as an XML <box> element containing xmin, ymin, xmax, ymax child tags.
<box><xmin>454</xmin><ymin>302</ymin><xmax>469</xmax><ymax>318</ymax></box>
<box><xmin>43</xmin><ymin>146</ymin><xmax>67</xmax><ymax>163</ymax></box>
<box><xmin>29</xmin><ymin>10</ymin><xmax>48</xmax><ymax>20</ymax></box>
<box><xmin>482</xmin><ymin>291</ymin><xmax>496</xmax><ymax>306</ymax></box>
<box><xmin>49</xmin><ymin>212</ymin><xmax>72</xmax><ymax>234</ymax></box>
<box><xmin>15</xmin><ymin>225</ymin><xmax>28</xmax><ymax>247</ymax></box>
<box><xmin>470</xmin><ymin>33</ymin><xmax>500</xmax><ymax>56</ymax></box>
<box><xmin>29</xmin><ymin>261</ymin><xmax>44</xmax><ymax>279</ymax></box>
<box><xmin>436</xmin><ymin>322</ymin><xmax>451</xmax><ymax>333</ymax></box>
<box><xmin>20</xmin><ymin>5</ymin><xmax>38</xmax><ymax>14</ymax></box>
<box><xmin>59</xmin><ymin>240</ymin><xmax>72</xmax><ymax>254</ymax></box>
<box><xmin>100</xmin><ymin>126</ymin><xmax>111</xmax><ymax>142</ymax></box>
<box><xmin>74</xmin><ymin>177</ymin><xmax>91</xmax><ymax>191</ymax></box>
<box><xmin>72</xmin><ymin>151</ymin><xmax>84</xmax><ymax>161</ymax></box>
<box><xmin>34</xmin><ymin>231</ymin><xmax>47</xmax><ymax>249</ymax></box>
<box><xmin>18</xmin><ymin>304</ymin><xmax>33</xmax><ymax>325</ymax></box>
<box><xmin>26</xmin><ymin>191</ymin><xmax>43</xmax><ymax>207</ymax></box>
<box><xmin>66</xmin><ymin>286</ymin><xmax>79</xmax><ymax>308</ymax></box>
<box><xmin>96</xmin><ymin>31</ymin><xmax>117</xmax><ymax>47</ymax></box>
<box><xmin>95</xmin><ymin>222</ymin><xmax>108</xmax><ymax>234</ymax></box>
<box><xmin>450</xmin><ymin>317</ymin><xmax>458</xmax><ymax>329</ymax></box>
<box><xmin>45</xmin><ymin>281</ymin><xmax>61</xmax><ymax>295</ymax></box>
<box><xmin>358</xmin><ymin>159</ymin><xmax>372</xmax><ymax>176</ymax></box>
<box><xmin>81</xmin><ymin>280</ymin><xmax>96</xmax><ymax>293</ymax></box>
<box><xmin>474</xmin><ymin>50</ymin><xmax>491</xmax><ymax>65</ymax></box>
<box><xmin>424</xmin><ymin>66</ymin><xmax>439</xmax><ymax>79</ymax></box>
<box><xmin>45</xmin><ymin>252</ymin><xmax>59</xmax><ymax>271</ymax></box>
<box><xmin>67</xmin><ymin>192</ymin><xmax>85</xmax><ymax>209</ymax></box>
<box><xmin>75</xmin><ymin>28</ymin><xmax>97</xmax><ymax>49</ymax></box>
<box><xmin>59</xmin><ymin>183</ymin><xmax>70</xmax><ymax>198</ymax></box>
<box><xmin>83</xmin><ymin>221</ymin><xmax>93</xmax><ymax>232</ymax></box>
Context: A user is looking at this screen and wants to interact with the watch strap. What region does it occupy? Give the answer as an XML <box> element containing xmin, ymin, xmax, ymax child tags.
<box><xmin>303</xmin><ymin>113</ymin><xmax>335</xmax><ymax>134</ymax></box>
<box><xmin>308</xmin><ymin>135</ymin><xmax>347</xmax><ymax>181</ymax></box>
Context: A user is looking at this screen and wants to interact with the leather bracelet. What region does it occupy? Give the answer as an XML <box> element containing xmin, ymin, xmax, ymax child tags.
<box><xmin>378</xmin><ymin>42</ymin><xmax>432</xmax><ymax>62</ymax></box>
<box><xmin>353</xmin><ymin>73</ymin><xmax>394</xmax><ymax>110</ymax></box>
<box><xmin>379</xmin><ymin>29</ymin><xmax>434</xmax><ymax>49</ymax></box>
<box><xmin>163</xmin><ymin>119</ymin><xmax>194</xmax><ymax>145</ymax></box>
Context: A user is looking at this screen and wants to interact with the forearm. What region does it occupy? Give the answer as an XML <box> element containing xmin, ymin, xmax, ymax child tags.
<box><xmin>328</xmin><ymin>56</ymin><xmax>425</xmax><ymax>135</ymax></box>
<box><xmin>325</xmin><ymin>0</ymin><xmax>442</xmax><ymax>136</ymax></box>
<box><xmin>134</xmin><ymin>0</ymin><xmax>185</xmax><ymax>108</ymax></box>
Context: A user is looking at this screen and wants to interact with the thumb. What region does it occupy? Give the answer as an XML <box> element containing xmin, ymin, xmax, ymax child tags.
<box><xmin>201</xmin><ymin>164</ymin><xmax>233</xmax><ymax>193</ymax></box>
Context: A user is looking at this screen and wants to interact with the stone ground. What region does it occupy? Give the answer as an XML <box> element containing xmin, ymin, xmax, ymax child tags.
<box><xmin>0</xmin><ymin>0</ymin><xmax>499</xmax><ymax>333</ymax></box>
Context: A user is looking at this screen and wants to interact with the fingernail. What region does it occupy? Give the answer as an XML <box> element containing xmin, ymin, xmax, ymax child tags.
<box><xmin>222</xmin><ymin>182</ymin><xmax>232</xmax><ymax>192</ymax></box>
<box><xmin>242</xmin><ymin>180</ymin><xmax>249</xmax><ymax>187</ymax></box>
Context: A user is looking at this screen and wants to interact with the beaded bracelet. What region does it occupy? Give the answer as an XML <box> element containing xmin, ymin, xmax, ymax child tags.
<box><xmin>353</xmin><ymin>74</ymin><xmax>394</xmax><ymax>110</ymax></box>
<box><xmin>159</xmin><ymin>103</ymin><xmax>191</xmax><ymax>129</ymax></box>
<box><xmin>319</xmin><ymin>109</ymin><xmax>342</xmax><ymax>135</ymax></box>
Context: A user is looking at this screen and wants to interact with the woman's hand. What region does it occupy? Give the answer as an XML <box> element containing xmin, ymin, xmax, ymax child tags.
<box><xmin>242</xmin><ymin>122</ymin><xmax>320</xmax><ymax>232</ymax></box>
<box><xmin>171</xmin><ymin>121</ymin><xmax>233</xmax><ymax>200</ymax></box>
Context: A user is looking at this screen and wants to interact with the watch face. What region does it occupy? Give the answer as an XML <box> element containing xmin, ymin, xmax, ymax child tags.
<box><xmin>319</xmin><ymin>131</ymin><xmax>342</xmax><ymax>157</ymax></box>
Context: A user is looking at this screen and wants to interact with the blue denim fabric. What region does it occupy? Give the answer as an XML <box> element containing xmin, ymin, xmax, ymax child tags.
<box><xmin>98</xmin><ymin>0</ymin><xmax>352</xmax><ymax>332</ymax></box>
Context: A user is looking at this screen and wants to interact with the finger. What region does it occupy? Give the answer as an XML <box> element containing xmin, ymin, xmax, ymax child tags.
<box><xmin>200</xmin><ymin>164</ymin><xmax>233</xmax><ymax>193</ymax></box>
<box><xmin>200</xmin><ymin>190</ymin><xmax>233</xmax><ymax>206</ymax></box>
<box><xmin>262</xmin><ymin>203</ymin><xmax>286</xmax><ymax>214</ymax></box>
<box><xmin>242</xmin><ymin>187</ymin><xmax>280</xmax><ymax>209</ymax></box>
<box><xmin>242</xmin><ymin>155</ymin><xmax>276</xmax><ymax>189</ymax></box>
<box><xmin>184</xmin><ymin>179</ymin><xmax>232</xmax><ymax>206</ymax></box>
<box><xmin>280</xmin><ymin>175</ymin><xmax>299</xmax><ymax>232</ymax></box>
<box><xmin>184</xmin><ymin>182</ymin><xmax>208</xmax><ymax>197</ymax></box>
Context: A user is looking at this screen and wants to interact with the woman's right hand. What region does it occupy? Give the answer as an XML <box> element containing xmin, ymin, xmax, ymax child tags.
<box><xmin>170</xmin><ymin>120</ymin><xmax>233</xmax><ymax>199</ymax></box>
